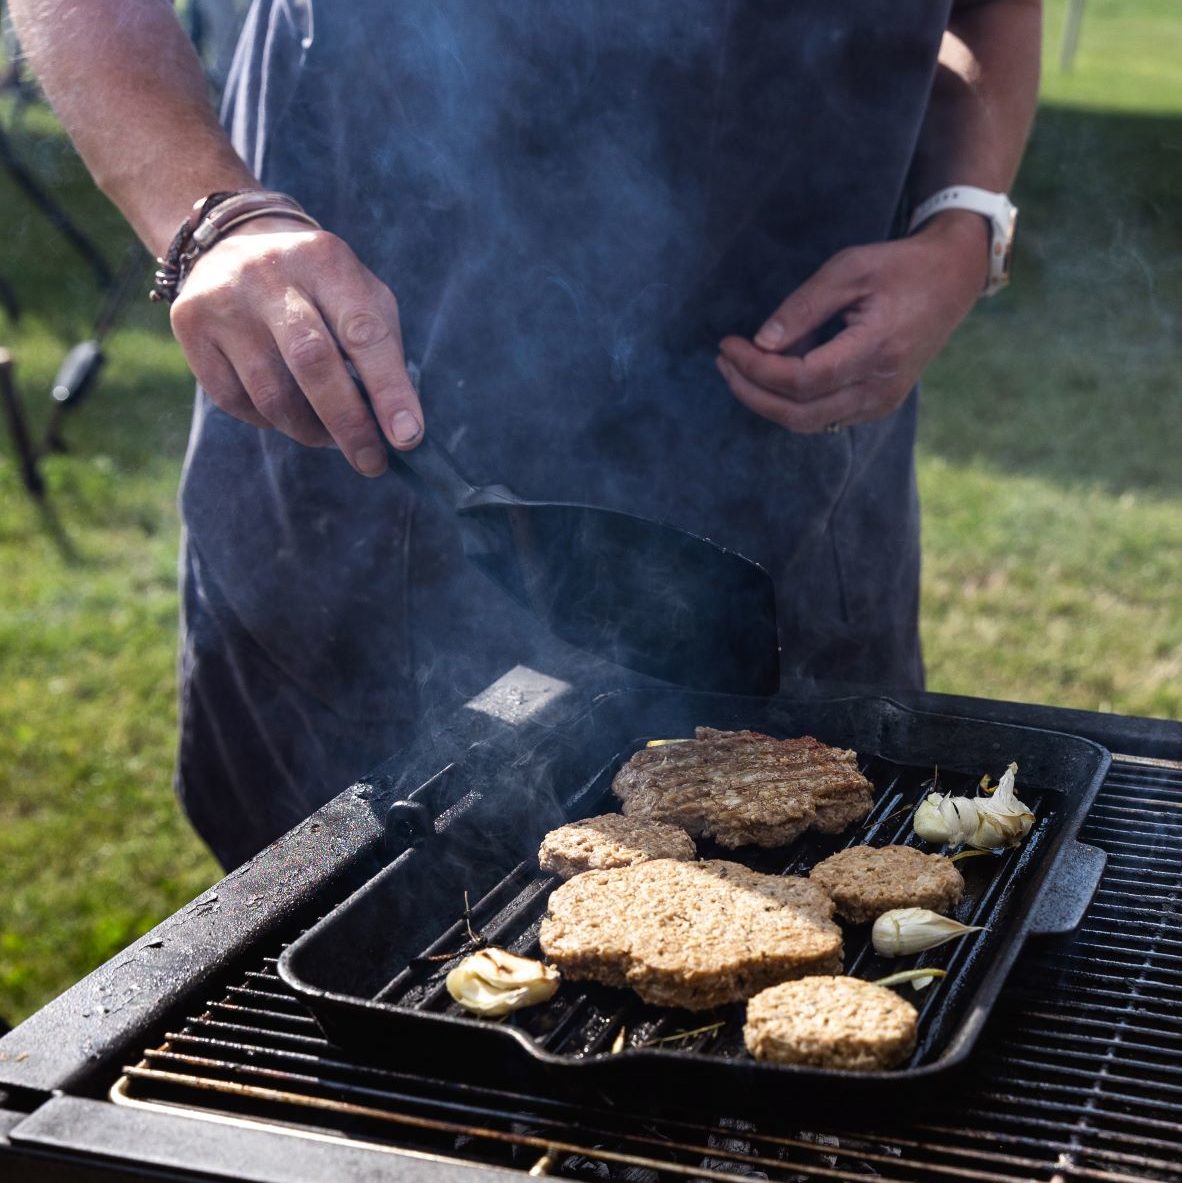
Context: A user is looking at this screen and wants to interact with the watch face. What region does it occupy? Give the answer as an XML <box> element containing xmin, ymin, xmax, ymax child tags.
<box><xmin>992</xmin><ymin>205</ymin><xmax>1017</xmax><ymax>291</ymax></box>
<box><xmin>1001</xmin><ymin>206</ymin><xmax>1017</xmax><ymax>286</ymax></box>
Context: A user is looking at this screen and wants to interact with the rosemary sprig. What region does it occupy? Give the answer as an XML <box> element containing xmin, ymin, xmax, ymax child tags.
<box><xmin>638</xmin><ymin>1021</ymin><xmax>725</xmax><ymax>1047</ymax></box>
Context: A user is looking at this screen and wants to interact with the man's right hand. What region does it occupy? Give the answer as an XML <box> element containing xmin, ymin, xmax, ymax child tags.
<box><xmin>170</xmin><ymin>217</ymin><xmax>424</xmax><ymax>477</ymax></box>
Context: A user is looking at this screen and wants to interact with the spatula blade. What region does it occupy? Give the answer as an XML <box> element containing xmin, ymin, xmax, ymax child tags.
<box><xmin>461</xmin><ymin>502</ymin><xmax>780</xmax><ymax>695</ymax></box>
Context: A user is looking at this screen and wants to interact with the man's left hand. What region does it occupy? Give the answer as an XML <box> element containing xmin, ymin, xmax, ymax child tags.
<box><xmin>716</xmin><ymin>210</ymin><xmax>990</xmax><ymax>433</ymax></box>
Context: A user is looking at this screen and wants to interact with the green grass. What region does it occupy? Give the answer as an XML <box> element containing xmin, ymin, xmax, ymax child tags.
<box><xmin>918</xmin><ymin>10</ymin><xmax>1182</xmax><ymax>720</ymax></box>
<box><xmin>0</xmin><ymin>101</ymin><xmax>221</xmax><ymax>1022</ymax></box>
<box><xmin>919</xmin><ymin>461</ymin><xmax>1182</xmax><ymax>718</ymax></box>
<box><xmin>2</xmin><ymin>3</ymin><xmax>1181</xmax><ymax>1026</ymax></box>
<box><xmin>1042</xmin><ymin>0</ymin><xmax>1182</xmax><ymax>114</ymax></box>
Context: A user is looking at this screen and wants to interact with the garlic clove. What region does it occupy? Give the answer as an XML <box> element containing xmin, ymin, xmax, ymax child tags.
<box><xmin>872</xmin><ymin>908</ymin><xmax>986</xmax><ymax>958</ymax></box>
<box><xmin>446</xmin><ymin>948</ymin><xmax>560</xmax><ymax>1017</ymax></box>
<box><xmin>969</xmin><ymin>765</ymin><xmax>1034</xmax><ymax>849</ymax></box>
<box><xmin>914</xmin><ymin>793</ymin><xmax>979</xmax><ymax>845</ymax></box>
<box><xmin>969</xmin><ymin>811</ymin><xmax>1032</xmax><ymax>851</ymax></box>
<box><xmin>912</xmin><ymin>795</ymin><xmax>947</xmax><ymax>842</ymax></box>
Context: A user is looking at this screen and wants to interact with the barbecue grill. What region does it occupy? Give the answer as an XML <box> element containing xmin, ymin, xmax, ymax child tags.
<box><xmin>2</xmin><ymin>663</ymin><xmax>1181</xmax><ymax>1183</ymax></box>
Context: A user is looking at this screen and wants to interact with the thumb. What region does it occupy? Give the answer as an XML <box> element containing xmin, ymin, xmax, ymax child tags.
<box><xmin>753</xmin><ymin>252</ymin><xmax>864</xmax><ymax>352</ymax></box>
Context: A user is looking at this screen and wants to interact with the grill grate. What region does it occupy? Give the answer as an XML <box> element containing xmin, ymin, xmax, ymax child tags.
<box><xmin>112</xmin><ymin>757</ymin><xmax>1182</xmax><ymax>1183</ymax></box>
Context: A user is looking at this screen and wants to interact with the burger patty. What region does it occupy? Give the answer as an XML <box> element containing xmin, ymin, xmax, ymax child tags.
<box><xmin>538</xmin><ymin>813</ymin><xmax>696</xmax><ymax>880</ymax></box>
<box><xmin>743</xmin><ymin>976</ymin><xmax>918</xmax><ymax>1071</ymax></box>
<box><xmin>809</xmin><ymin>844</ymin><xmax>965</xmax><ymax>924</ymax></box>
<box><xmin>612</xmin><ymin>728</ymin><xmax>874</xmax><ymax>848</ymax></box>
<box><xmin>538</xmin><ymin>859</ymin><xmax>843</xmax><ymax>1011</ymax></box>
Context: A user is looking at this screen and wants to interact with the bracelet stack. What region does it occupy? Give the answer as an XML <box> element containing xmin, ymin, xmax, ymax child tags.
<box><xmin>149</xmin><ymin>189</ymin><xmax>321</xmax><ymax>304</ymax></box>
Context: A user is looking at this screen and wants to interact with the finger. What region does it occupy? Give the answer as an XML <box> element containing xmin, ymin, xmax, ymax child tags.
<box><xmin>223</xmin><ymin>336</ymin><xmax>333</xmax><ymax>448</ymax></box>
<box><xmin>752</xmin><ymin>250</ymin><xmax>865</xmax><ymax>352</ymax></box>
<box><xmin>183</xmin><ymin>341</ymin><xmax>273</xmax><ymax>431</ymax></box>
<box><xmin>716</xmin><ymin>355</ymin><xmax>866</xmax><ymax>434</ymax></box>
<box><xmin>718</xmin><ymin>338</ymin><xmax>813</xmax><ymax>401</ymax></box>
<box><xmin>172</xmin><ymin>289</ymin><xmax>280</xmax><ymax>432</ymax></box>
<box><xmin>271</xmin><ymin>290</ymin><xmax>389</xmax><ymax>475</ymax></box>
<box><xmin>721</xmin><ymin>322</ymin><xmax>877</xmax><ymax>403</ymax></box>
<box><xmin>323</xmin><ymin>279</ymin><xmax>424</xmax><ymax>452</ymax></box>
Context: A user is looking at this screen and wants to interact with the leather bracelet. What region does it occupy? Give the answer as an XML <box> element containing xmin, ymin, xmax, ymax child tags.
<box><xmin>149</xmin><ymin>190</ymin><xmax>321</xmax><ymax>304</ymax></box>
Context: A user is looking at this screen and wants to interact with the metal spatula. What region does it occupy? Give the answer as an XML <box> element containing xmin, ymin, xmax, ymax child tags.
<box><xmin>384</xmin><ymin>431</ymin><xmax>780</xmax><ymax>695</ymax></box>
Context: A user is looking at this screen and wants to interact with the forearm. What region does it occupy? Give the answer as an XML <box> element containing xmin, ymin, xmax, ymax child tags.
<box><xmin>8</xmin><ymin>0</ymin><xmax>257</xmax><ymax>255</ymax></box>
<box><xmin>11</xmin><ymin>0</ymin><xmax>424</xmax><ymax>469</ymax></box>
<box><xmin>901</xmin><ymin>0</ymin><xmax>1041</xmax><ymax>287</ymax></box>
<box><xmin>911</xmin><ymin>0</ymin><xmax>1042</xmax><ymax>201</ymax></box>
<box><xmin>717</xmin><ymin>1</ymin><xmax>1043</xmax><ymax>434</ymax></box>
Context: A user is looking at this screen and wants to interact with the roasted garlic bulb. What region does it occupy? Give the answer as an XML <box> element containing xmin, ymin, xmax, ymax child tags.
<box><xmin>913</xmin><ymin>762</ymin><xmax>1034</xmax><ymax>850</ymax></box>
<box><xmin>445</xmin><ymin>948</ymin><xmax>560</xmax><ymax>1017</ymax></box>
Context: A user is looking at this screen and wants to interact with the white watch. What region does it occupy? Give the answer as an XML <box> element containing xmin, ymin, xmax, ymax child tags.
<box><xmin>908</xmin><ymin>185</ymin><xmax>1018</xmax><ymax>296</ymax></box>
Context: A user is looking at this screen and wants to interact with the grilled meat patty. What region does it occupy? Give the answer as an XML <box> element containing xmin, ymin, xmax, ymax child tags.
<box><xmin>538</xmin><ymin>813</ymin><xmax>696</xmax><ymax>880</ymax></box>
<box><xmin>612</xmin><ymin>728</ymin><xmax>874</xmax><ymax>848</ymax></box>
<box><xmin>809</xmin><ymin>844</ymin><xmax>964</xmax><ymax>924</ymax></box>
<box><xmin>539</xmin><ymin>859</ymin><xmax>842</xmax><ymax>1010</ymax></box>
<box><xmin>744</xmin><ymin>976</ymin><xmax>918</xmax><ymax>1070</ymax></box>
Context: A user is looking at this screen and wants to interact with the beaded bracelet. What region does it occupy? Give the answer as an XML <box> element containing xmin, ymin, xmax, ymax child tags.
<box><xmin>149</xmin><ymin>190</ymin><xmax>321</xmax><ymax>304</ymax></box>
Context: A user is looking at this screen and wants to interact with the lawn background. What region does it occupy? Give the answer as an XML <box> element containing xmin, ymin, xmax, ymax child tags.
<box><xmin>2</xmin><ymin>0</ymin><xmax>1179</xmax><ymax>1025</ymax></box>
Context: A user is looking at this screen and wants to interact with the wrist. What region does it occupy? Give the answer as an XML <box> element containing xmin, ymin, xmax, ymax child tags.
<box><xmin>133</xmin><ymin>168</ymin><xmax>262</xmax><ymax>258</ymax></box>
<box><xmin>910</xmin><ymin>209</ymin><xmax>991</xmax><ymax>293</ymax></box>
<box><xmin>150</xmin><ymin>190</ymin><xmax>320</xmax><ymax>304</ymax></box>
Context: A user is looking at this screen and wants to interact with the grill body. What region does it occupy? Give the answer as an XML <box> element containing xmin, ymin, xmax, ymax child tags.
<box><xmin>1</xmin><ymin>672</ymin><xmax>1180</xmax><ymax>1183</ymax></box>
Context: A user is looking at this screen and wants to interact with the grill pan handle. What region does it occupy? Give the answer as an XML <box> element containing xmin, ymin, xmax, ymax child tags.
<box><xmin>1027</xmin><ymin>839</ymin><xmax>1107</xmax><ymax>937</ymax></box>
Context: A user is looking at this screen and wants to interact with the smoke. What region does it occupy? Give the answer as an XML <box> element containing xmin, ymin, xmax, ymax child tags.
<box><xmin>257</xmin><ymin>1</ymin><xmax>940</xmax><ymax>509</ymax></box>
<box><xmin>176</xmin><ymin>2</ymin><xmax>948</xmax><ymax>857</ymax></box>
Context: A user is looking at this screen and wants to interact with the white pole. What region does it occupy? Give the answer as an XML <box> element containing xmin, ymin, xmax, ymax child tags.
<box><xmin>1060</xmin><ymin>0</ymin><xmax>1086</xmax><ymax>73</ymax></box>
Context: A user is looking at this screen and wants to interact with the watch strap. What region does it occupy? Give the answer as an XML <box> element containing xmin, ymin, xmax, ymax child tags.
<box><xmin>908</xmin><ymin>185</ymin><xmax>1016</xmax><ymax>296</ymax></box>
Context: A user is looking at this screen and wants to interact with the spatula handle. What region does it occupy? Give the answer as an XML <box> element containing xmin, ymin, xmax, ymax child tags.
<box><xmin>383</xmin><ymin>431</ymin><xmax>481</xmax><ymax>511</ymax></box>
<box><xmin>347</xmin><ymin>360</ymin><xmax>482</xmax><ymax>510</ymax></box>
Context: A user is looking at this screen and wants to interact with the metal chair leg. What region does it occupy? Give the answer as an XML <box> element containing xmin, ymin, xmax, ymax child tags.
<box><xmin>0</xmin><ymin>347</ymin><xmax>46</xmax><ymax>499</ymax></box>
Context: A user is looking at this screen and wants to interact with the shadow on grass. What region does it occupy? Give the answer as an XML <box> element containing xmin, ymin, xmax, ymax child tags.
<box><xmin>921</xmin><ymin>105</ymin><xmax>1182</xmax><ymax>501</ymax></box>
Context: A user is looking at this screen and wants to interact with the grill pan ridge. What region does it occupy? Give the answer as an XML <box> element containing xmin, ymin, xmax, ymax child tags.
<box><xmin>278</xmin><ymin>693</ymin><xmax>1110</xmax><ymax>1107</ymax></box>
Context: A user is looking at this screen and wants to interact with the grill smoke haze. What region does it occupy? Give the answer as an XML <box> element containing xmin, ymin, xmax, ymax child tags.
<box><xmin>171</xmin><ymin>2</ymin><xmax>946</xmax><ymax>848</ymax></box>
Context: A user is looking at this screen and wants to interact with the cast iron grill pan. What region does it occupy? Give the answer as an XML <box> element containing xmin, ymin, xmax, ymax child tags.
<box><xmin>279</xmin><ymin>694</ymin><xmax>1109</xmax><ymax>1109</ymax></box>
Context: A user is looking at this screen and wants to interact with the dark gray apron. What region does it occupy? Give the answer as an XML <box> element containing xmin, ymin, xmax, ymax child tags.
<box><xmin>179</xmin><ymin>0</ymin><xmax>949</xmax><ymax>866</ymax></box>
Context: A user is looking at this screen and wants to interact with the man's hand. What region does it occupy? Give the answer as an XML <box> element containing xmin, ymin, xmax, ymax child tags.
<box><xmin>9</xmin><ymin>0</ymin><xmax>424</xmax><ymax>477</ymax></box>
<box><xmin>716</xmin><ymin>211</ymin><xmax>988</xmax><ymax>434</ymax></box>
<box><xmin>718</xmin><ymin>0</ymin><xmax>1041</xmax><ymax>435</ymax></box>
<box><xmin>171</xmin><ymin>218</ymin><xmax>424</xmax><ymax>477</ymax></box>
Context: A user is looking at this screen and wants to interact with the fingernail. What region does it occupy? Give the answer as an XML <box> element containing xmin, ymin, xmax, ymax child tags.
<box><xmin>755</xmin><ymin>321</ymin><xmax>784</xmax><ymax>349</ymax></box>
<box><xmin>391</xmin><ymin>410</ymin><xmax>422</xmax><ymax>445</ymax></box>
<box><xmin>356</xmin><ymin>445</ymin><xmax>386</xmax><ymax>476</ymax></box>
